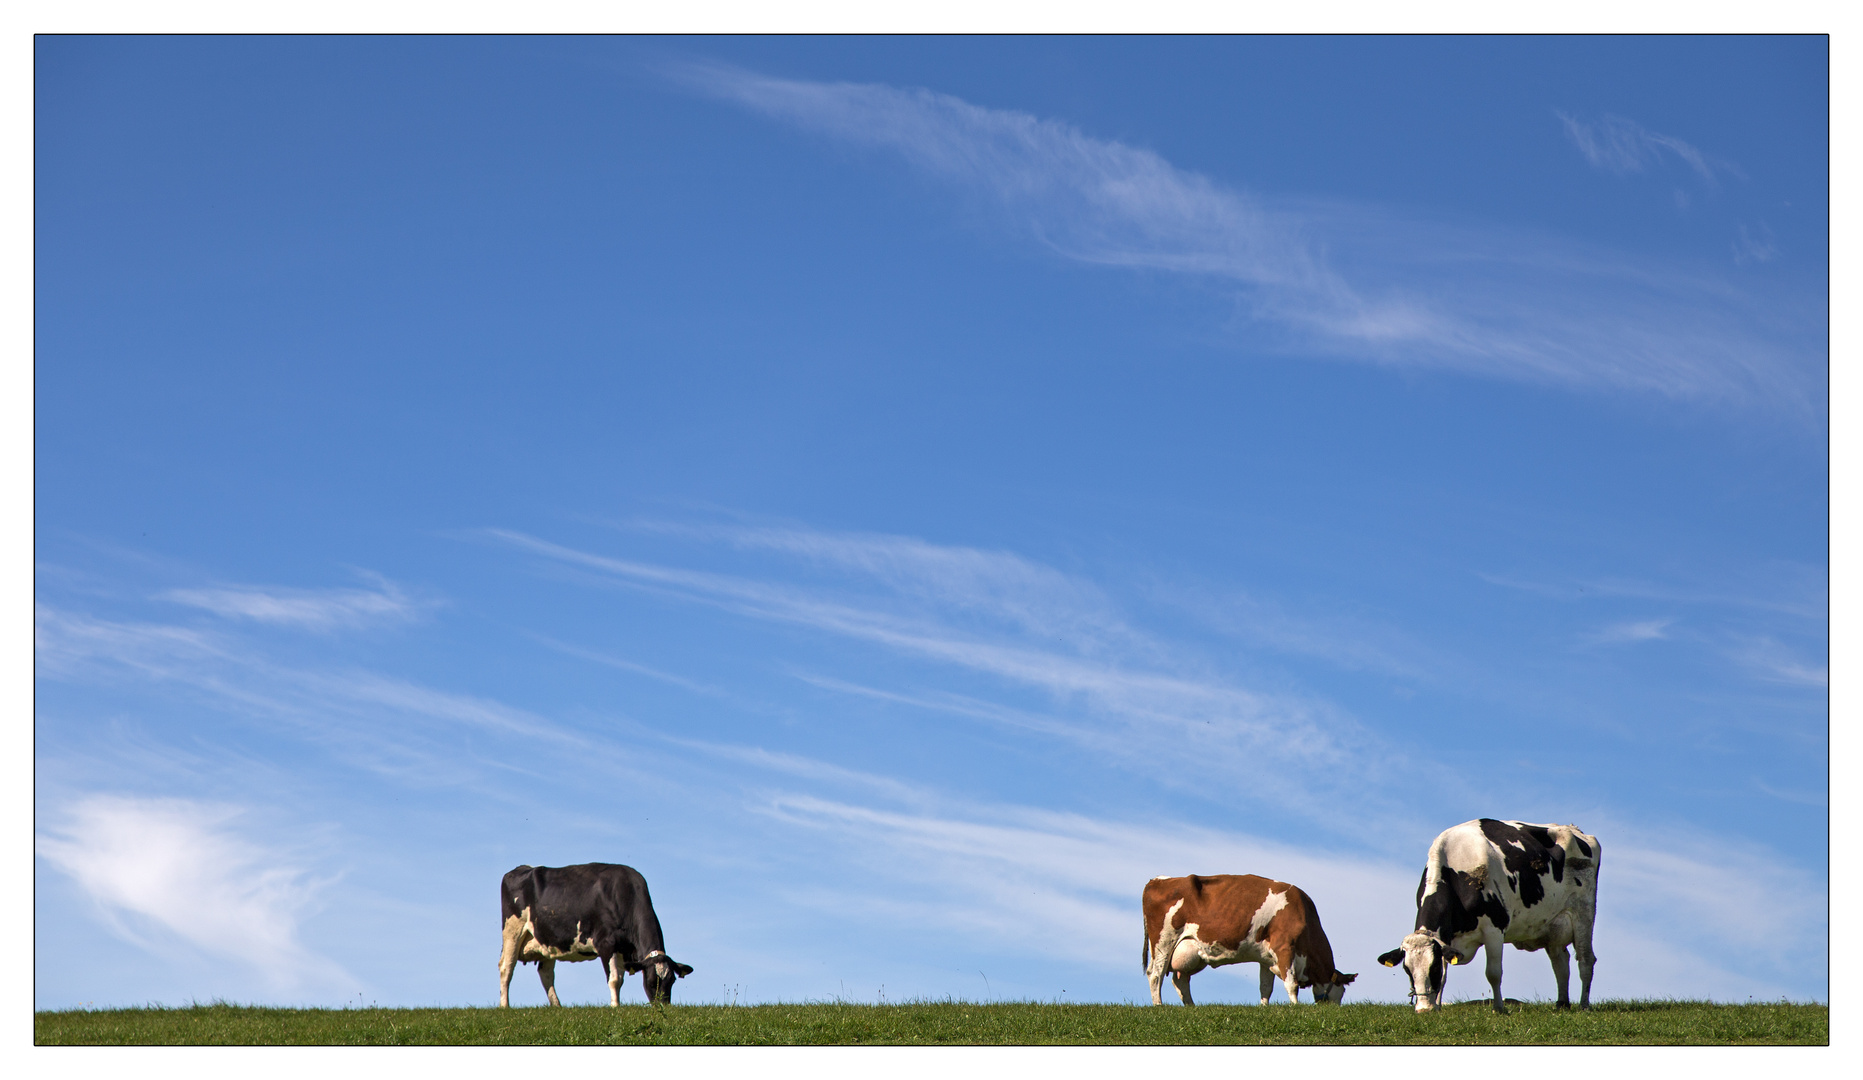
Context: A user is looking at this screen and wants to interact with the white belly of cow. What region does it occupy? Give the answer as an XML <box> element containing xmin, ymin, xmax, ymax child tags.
<box><xmin>1171</xmin><ymin>931</ymin><xmax>1274</xmax><ymax>973</ymax></box>
<box><xmin>1488</xmin><ymin>872</ymin><xmax>1592</xmax><ymax>951</ymax></box>
<box><xmin>1503</xmin><ymin>902</ymin><xmax>1577</xmax><ymax>951</ymax></box>
<box><xmin>521</xmin><ymin>939</ymin><xmax>599</xmax><ymax>962</ymax></box>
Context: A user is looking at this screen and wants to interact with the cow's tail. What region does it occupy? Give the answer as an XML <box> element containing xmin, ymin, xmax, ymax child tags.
<box><xmin>1142</xmin><ymin>924</ymin><xmax>1150</xmax><ymax>973</ymax></box>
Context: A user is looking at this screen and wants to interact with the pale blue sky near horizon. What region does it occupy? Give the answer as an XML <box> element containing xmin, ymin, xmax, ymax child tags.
<box><xmin>35</xmin><ymin>35</ymin><xmax>1827</xmax><ymax>1008</ymax></box>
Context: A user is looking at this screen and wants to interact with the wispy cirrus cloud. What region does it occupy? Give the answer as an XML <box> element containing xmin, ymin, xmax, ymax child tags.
<box><xmin>1150</xmin><ymin>580</ymin><xmax>1434</xmax><ymax>681</ymax></box>
<box><xmin>670</xmin><ymin>61</ymin><xmax>1819</xmax><ymax>414</ymax></box>
<box><xmin>488</xmin><ymin>525</ymin><xmax>1403</xmax><ymax>823</ymax></box>
<box><xmin>36</xmin><ymin>795</ymin><xmax>351</xmax><ymax>989</ymax></box>
<box><xmin>1592</xmin><ymin>817</ymin><xmax>1826</xmax><ymax>997</ymax></box>
<box><xmin>34</xmin><ymin>602</ymin><xmax>587</xmax><ymax>787</ymax></box>
<box><xmin>1476</xmin><ymin>566</ymin><xmax>1827</xmax><ymax>622</ymax></box>
<box><xmin>490</xmin><ymin>530</ymin><xmax>1151</xmax><ymax>696</ymax></box>
<box><xmin>527</xmin><ymin>631</ymin><xmax>730</xmax><ymax>698</ymax></box>
<box><xmin>159</xmin><ymin>572</ymin><xmax>424</xmax><ymax>632</ymax></box>
<box><xmin>1755</xmin><ymin>779</ymin><xmax>1826</xmax><ymax>808</ymax></box>
<box><xmin>35</xmin><ymin>601</ymin><xmax>227</xmax><ymax>678</ymax></box>
<box><xmin>1475</xmin><ymin>568</ymin><xmax>1825</xmax><ymax>703</ymax></box>
<box><xmin>1557</xmin><ymin>111</ymin><xmax>1733</xmax><ymax>183</ymax></box>
<box><xmin>1726</xmin><ymin>636</ymin><xmax>1828</xmax><ymax>688</ymax></box>
<box><xmin>1735</xmin><ymin>222</ymin><xmax>1781</xmax><ymax>265</ymax></box>
<box><xmin>672</xmin><ymin>736</ymin><xmax>935</xmax><ymax>809</ymax></box>
<box><xmin>1585</xmin><ymin>618</ymin><xmax>1674</xmax><ymax>645</ymax></box>
<box><xmin>624</xmin><ymin>518</ymin><xmax>1140</xmax><ymax>655</ymax></box>
<box><xmin>671</xmin><ymin>60</ymin><xmax>1342</xmax><ymax>301</ymax></box>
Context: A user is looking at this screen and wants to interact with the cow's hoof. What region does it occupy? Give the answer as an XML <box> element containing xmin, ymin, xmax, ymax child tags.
<box><xmin>1492</xmin><ymin>1005</ymin><xmax>1510</xmax><ymax>1015</ymax></box>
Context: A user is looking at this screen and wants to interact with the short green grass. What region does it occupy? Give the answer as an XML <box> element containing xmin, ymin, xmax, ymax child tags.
<box><xmin>35</xmin><ymin>999</ymin><xmax>1827</xmax><ymax>1045</ymax></box>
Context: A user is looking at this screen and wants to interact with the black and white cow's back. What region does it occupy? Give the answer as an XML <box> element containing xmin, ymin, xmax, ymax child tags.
<box><xmin>498</xmin><ymin>862</ymin><xmax>693</xmax><ymax>1007</ymax></box>
<box><xmin>1379</xmin><ymin>819</ymin><xmax>1600</xmax><ymax>1013</ymax></box>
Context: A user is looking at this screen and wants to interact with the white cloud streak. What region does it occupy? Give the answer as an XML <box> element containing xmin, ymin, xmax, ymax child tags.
<box><xmin>1151</xmin><ymin>581</ymin><xmax>1433</xmax><ymax>680</ymax></box>
<box><xmin>1735</xmin><ymin>222</ymin><xmax>1781</xmax><ymax>265</ymax></box>
<box><xmin>672</xmin><ymin>737</ymin><xmax>935</xmax><ymax>809</ymax></box>
<box><xmin>527</xmin><ymin>631</ymin><xmax>730</xmax><ymax>697</ymax></box>
<box><xmin>1558</xmin><ymin>112</ymin><xmax>1728</xmax><ymax>182</ymax></box>
<box><xmin>34</xmin><ymin>602</ymin><xmax>590</xmax><ymax>788</ymax></box>
<box><xmin>160</xmin><ymin>573</ymin><xmax>422</xmax><ymax>632</ymax></box>
<box><xmin>1586</xmin><ymin>619</ymin><xmax>1673</xmax><ymax>645</ymax></box>
<box><xmin>1476</xmin><ymin>567</ymin><xmax>1828</xmax><ymax>623</ymax></box>
<box><xmin>1473</xmin><ymin>569</ymin><xmax>1827</xmax><ymax>698</ymax></box>
<box><xmin>621</xmin><ymin>518</ymin><xmax>1152</xmax><ymax>664</ymax></box>
<box><xmin>36</xmin><ymin>795</ymin><xmax>351</xmax><ymax>990</ymax></box>
<box><xmin>1725</xmin><ymin>636</ymin><xmax>1829</xmax><ymax>688</ymax></box>
<box><xmin>491</xmin><ymin>526</ymin><xmax>1392</xmax><ymax>816</ymax></box>
<box><xmin>1594</xmin><ymin>823</ymin><xmax>1826</xmax><ymax>999</ymax></box>
<box><xmin>1754</xmin><ymin>780</ymin><xmax>1826</xmax><ymax>808</ymax></box>
<box><xmin>673</xmin><ymin>62</ymin><xmax>1819</xmax><ymax>413</ymax></box>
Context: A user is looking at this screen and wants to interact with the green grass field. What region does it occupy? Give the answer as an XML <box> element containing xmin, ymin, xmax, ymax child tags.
<box><xmin>35</xmin><ymin>999</ymin><xmax>1827</xmax><ymax>1045</ymax></box>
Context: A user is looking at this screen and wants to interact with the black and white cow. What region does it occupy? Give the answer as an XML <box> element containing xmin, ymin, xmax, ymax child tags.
<box><xmin>1378</xmin><ymin>819</ymin><xmax>1600</xmax><ymax>1014</ymax></box>
<box><xmin>498</xmin><ymin>863</ymin><xmax>693</xmax><ymax>1007</ymax></box>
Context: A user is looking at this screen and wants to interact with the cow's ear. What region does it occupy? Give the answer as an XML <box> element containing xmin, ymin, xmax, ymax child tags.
<box><xmin>674</xmin><ymin>962</ymin><xmax>694</xmax><ymax>977</ymax></box>
<box><xmin>1337</xmin><ymin>972</ymin><xmax>1358</xmax><ymax>985</ymax></box>
<box><xmin>1377</xmin><ymin>949</ymin><xmax>1404</xmax><ymax>968</ymax></box>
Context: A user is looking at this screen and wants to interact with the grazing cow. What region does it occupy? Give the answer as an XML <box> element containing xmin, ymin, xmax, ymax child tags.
<box><xmin>1142</xmin><ymin>874</ymin><xmax>1357</xmax><ymax>1006</ymax></box>
<box><xmin>498</xmin><ymin>862</ymin><xmax>693</xmax><ymax>1007</ymax></box>
<box><xmin>1378</xmin><ymin>819</ymin><xmax>1600</xmax><ymax>1014</ymax></box>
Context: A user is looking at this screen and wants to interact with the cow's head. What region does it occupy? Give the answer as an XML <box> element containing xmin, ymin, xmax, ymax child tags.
<box><xmin>1307</xmin><ymin>971</ymin><xmax>1357</xmax><ymax>1004</ymax></box>
<box><xmin>1379</xmin><ymin>933</ymin><xmax>1455</xmax><ymax>1012</ymax></box>
<box><xmin>640</xmin><ymin>953</ymin><xmax>694</xmax><ymax>1004</ymax></box>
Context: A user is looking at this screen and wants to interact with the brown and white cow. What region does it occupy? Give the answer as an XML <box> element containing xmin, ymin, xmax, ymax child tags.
<box><xmin>1143</xmin><ymin>874</ymin><xmax>1357</xmax><ymax>1006</ymax></box>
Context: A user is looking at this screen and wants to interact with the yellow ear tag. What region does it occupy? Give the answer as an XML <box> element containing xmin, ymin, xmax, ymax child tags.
<box><xmin>1448</xmin><ymin>956</ymin><xmax>1461</xmax><ymax>965</ymax></box>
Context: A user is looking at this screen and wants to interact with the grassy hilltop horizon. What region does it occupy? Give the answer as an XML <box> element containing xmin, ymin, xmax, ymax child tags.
<box><xmin>36</xmin><ymin>999</ymin><xmax>1828</xmax><ymax>1046</ymax></box>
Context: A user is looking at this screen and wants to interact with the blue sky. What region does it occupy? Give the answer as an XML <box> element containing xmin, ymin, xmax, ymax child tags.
<box><xmin>34</xmin><ymin>35</ymin><xmax>1828</xmax><ymax>1008</ymax></box>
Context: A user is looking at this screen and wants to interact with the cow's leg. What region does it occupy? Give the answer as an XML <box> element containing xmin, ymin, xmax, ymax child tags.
<box><xmin>1147</xmin><ymin>927</ymin><xmax>1180</xmax><ymax>1006</ymax></box>
<box><xmin>1146</xmin><ymin>945</ymin><xmax>1165</xmax><ymax>1006</ymax></box>
<box><xmin>1574</xmin><ymin>918</ymin><xmax>1598</xmax><ymax>1010</ymax></box>
<box><xmin>1171</xmin><ymin>968</ymin><xmax>1195</xmax><ymax>1006</ymax></box>
<box><xmin>498</xmin><ymin>916</ymin><xmax>525</xmax><ymax>1008</ymax></box>
<box><xmin>1259</xmin><ymin>963</ymin><xmax>1275</xmax><ymax>1006</ymax></box>
<box><xmin>537</xmin><ymin>959</ymin><xmax>561</xmax><ymax>1007</ymax></box>
<box><xmin>604</xmin><ymin>952</ymin><xmax>624</xmax><ymax>1008</ymax></box>
<box><xmin>1548</xmin><ymin>943</ymin><xmax>1572</xmax><ymax>1009</ymax></box>
<box><xmin>1483</xmin><ymin>935</ymin><xmax>1507</xmax><ymax>1014</ymax></box>
<box><xmin>1283</xmin><ymin>967</ymin><xmax>1303</xmax><ymax>1005</ymax></box>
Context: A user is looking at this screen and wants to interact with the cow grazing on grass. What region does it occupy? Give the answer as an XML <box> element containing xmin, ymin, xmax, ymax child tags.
<box><xmin>1143</xmin><ymin>874</ymin><xmax>1357</xmax><ymax>1006</ymax></box>
<box><xmin>498</xmin><ymin>863</ymin><xmax>693</xmax><ymax>1007</ymax></box>
<box><xmin>1378</xmin><ymin>819</ymin><xmax>1600</xmax><ymax>1014</ymax></box>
